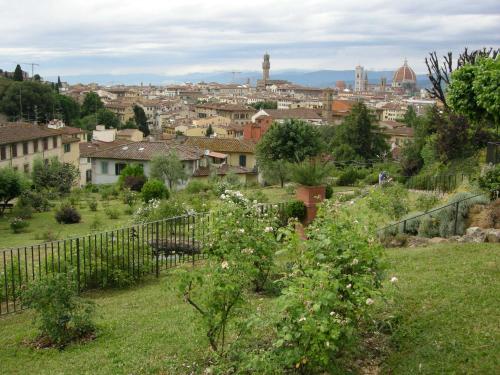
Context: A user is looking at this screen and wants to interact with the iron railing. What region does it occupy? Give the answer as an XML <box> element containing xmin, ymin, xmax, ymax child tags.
<box><xmin>0</xmin><ymin>213</ymin><xmax>212</xmax><ymax>316</ymax></box>
<box><xmin>405</xmin><ymin>173</ymin><xmax>470</xmax><ymax>193</ymax></box>
<box><xmin>0</xmin><ymin>202</ymin><xmax>289</xmax><ymax>316</ymax></box>
<box><xmin>376</xmin><ymin>192</ymin><xmax>493</xmax><ymax>237</ymax></box>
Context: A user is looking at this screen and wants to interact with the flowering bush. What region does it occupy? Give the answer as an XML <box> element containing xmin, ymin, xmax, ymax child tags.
<box><xmin>132</xmin><ymin>198</ymin><xmax>194</xmax><ymax>224</ymax></box>
<box><xmin>366</xmin><ymin>183</ymin><xmax>409</xmax><ymax>219</ymax></box>
<box><xmin>269</xmin><ymin>199</ymin><xmax>384</xmax><ymax>372</ymax></box>
<box><xmin>176</xmin><ymin>190</ymin><xmax>283</xmax><ymax>357</ymax></box>
<box><xmin>208</xmin><ymin>190</ymin><xmax>281</xmax><ymax>292</ymax></box>
<box><xmin>10</xmin><ymin>217</ymin><xmax>29</xmax><ymax>233</ymax></box>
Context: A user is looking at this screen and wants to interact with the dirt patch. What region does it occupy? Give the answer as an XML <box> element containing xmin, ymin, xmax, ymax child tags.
<box><xmin>23</xmin><ymin>331</ymin><xmax>96</xmax><ymax>349</ymax></box>
<box><xmin>468</xmin><ymin>200</ymin><xmax>500</xmax><ymax>229</ymax></box>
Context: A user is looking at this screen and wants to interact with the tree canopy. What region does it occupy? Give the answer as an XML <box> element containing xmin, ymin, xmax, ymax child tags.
<box><xmin>13</xmin><ymin>64</ymin><xmax>24</xmax><ymax>81</ymax></box>
<box><xmin>32</xmin><ymin>158</ymin><xmax>79</xmax><ymax>195</ymax></box>
<box><xmin>331</xmin><ymin>102</ymin><xmax>389</xmax><ymax>162</ymax></box>
<box><xmin>0</xmin><ymin>167</ymin><xmax>28</xmax><ymax>213</ymax></box>
<box><xmin>133</xmin><ymin>105</ymin><xmax>149</xmax><ymax>136</ymax></box>
<box><xmin>150</xmin><ymin>152</ymin><xmax>186</xmax><ymax>189</ymax></box>
<box><xmin>81</xmin><ymin>92</ymin><xmax>104</xmax><ymax>117</ymax></box>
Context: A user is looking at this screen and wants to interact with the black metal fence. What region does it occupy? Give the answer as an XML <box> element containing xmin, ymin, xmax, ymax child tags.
<box><xmin>376</xmin><ymin>192</ymin><xmax>493</xmax><ymax>238</ymax></box>
<box><xmin>405</xmin><ymin>173</ymin><xmax>470</xmax><ymax>193</ymax></box>
<box><xmin>0</xmin><ymin>213</ymin><xmax>212</xmax><ymax>316</ymax></box>
<box><xmin>0</xmin><ymin>202</ymin><xmax>290</xmax><ymax>316</ymax></box>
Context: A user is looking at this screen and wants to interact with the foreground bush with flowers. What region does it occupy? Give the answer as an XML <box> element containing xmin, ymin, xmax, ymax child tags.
<box><xmin>174</xmin><ymin>191</ymin><xmax>385</xmax><ymax>373</ymax></box>
<box><xmin>175</xmin><ymin>190</ymin><xmax>282</xmax><ymax>356</ymax></box>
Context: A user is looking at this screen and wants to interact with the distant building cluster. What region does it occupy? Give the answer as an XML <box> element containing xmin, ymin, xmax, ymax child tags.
<box><xmin>1</xmin><ymin>52</ymin><xmax>434</xmax><ymax>188</ymax></box>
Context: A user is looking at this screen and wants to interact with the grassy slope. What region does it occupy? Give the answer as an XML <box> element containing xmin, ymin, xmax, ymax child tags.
<box><xmin>382</xmin><ymin>243</ymin><xmax>499</xmax><ymax>374</ymax></box>
<box><xmin>0</xmin><ymin>199</ymin><xmax>134</xmax><ymax>249</ymax></box>
<box><xmin>0</xmin><ymin>272</ymin><xmax>209</xmax><ymax>375</ymax></box>
<box><xmin>0</xmin><ymin>244</ymin><xmax>497</xmax><ymax>374</ymax></box>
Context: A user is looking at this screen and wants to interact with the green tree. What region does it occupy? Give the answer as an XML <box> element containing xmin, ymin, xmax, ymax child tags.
<box><xmin>122</xmin><ymin>118</ymin><xmax>137</xmax><ymax>129</ymax></box>
<box><xmin>97</xmin><ymin>108</ymin><xmax>120</xmax><ymax>129</ymax></box>
<box><xmin>32</xmin><ymin>158</ymin><xmax>79</xmax><ymax>195</ymax></box>
<box><xmin>402</xmin><ymin>106</ymin><xmax>420</xmax><ymax>127</ymax></box>
<box><xmin>0</xmin><ymin>81</ymin><xmax>56</xmax><ymax>122</ymax></box>
<box><xmin>57</xmin><ymin>76</ymin><xmax>62</xmax><ymax>88</ymax></box>
<box><xmin>133</xmin><ymin>105</ymin><xmax>149</xmax><ymax>136</ymax></box>
<box><xmin>150</xmin><ymin>152</ymin><xmax>186</xmax><ymax>189</ymax></box>
<box><xmin>331</xmin><ymin>102</ymin><xmax>389</xmax><ymax>161</ymax></box>
<box><xmin>447</xmin><ymin>56</ymin><xmax>500</xmax><ymax>135</ymax></box>
<box><xmin>56</xmin><ymin>94</ymin><xmax>80</xmax><ymax>125</ymax></box>
<box><xmin>118</xmin><ymin>164</ymin><xmax>146</xmax><ymax>191</ymax></box>
<box><xmin>257</xmin><ymin>119</ymin><xmax>323</xmax><ymax>163</ymax></box>
<box><xmin>0</xmin><ymin>168</ymin><xmax>27</xmax><ymax>214</ymax></box>
<box><xmin>259</xmin><ymin>159</ymin><xmax>290</xmax><ymax>188</ymax></box>
<box><xmin>81</xmin><ymin>92</ymin><xmax>104</xmax><ymax>117</ymax></box>
<box><xmin>33</xmin><ymin>74</ymin><xmax>41</xmax><ymax>82</ymax></box>
<box><xmin>251</xmin><ymin>101</ymin><xmax>277</xmax><ymax>110</ymax></box>
<box><xmin>13</xmin><ymin>64</ymin><xmax>23</xmax><ymax>81</ymax></box>
<box><xmin>206</xmin><ymin>124</ymin><xmax>214</xmax><ymax>137</ymax></box>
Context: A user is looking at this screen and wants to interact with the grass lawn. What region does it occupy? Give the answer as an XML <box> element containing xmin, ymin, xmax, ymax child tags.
<box><xmin>380</xmin><ymin>243</ymin><xmax>499</xmax><ymax>374</ymax></box>
<box><xmin>0</xmin><ymin>197</ymin><xmax>133</xmax><ymax>250</ymax></box>
<box><xmin>0</xmin><ymin>243</ymin><xmax>497</xmax><ymax>374</ymax></box>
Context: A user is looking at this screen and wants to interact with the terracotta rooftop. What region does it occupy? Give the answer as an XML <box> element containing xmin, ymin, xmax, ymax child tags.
<box><xmin>0</xmin><ymin>122</ymin><xmax>64</xmax><ymax>145</ymax></box>
<box><xmin>183</xmin><ymin>137</ymin><xmax>256</xmax><ymax>153</ymax></box>
<box><xmin>79</xmin><ymin>140</ymin><xmax>131</xmax><ymax>158</ymax></box>
<box><xmin>88</xmin><ymin>141</ymin><xmax>203</xmax><ymax>161</ymax></box>
<box><xmin>263</xmin><ymin>108</ymin><xmax>323</xmax><ymax>120</ymax></box>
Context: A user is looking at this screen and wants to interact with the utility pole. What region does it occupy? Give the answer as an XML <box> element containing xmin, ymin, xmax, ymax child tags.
<box><xmin>19</xmin><ymin>62</ymin><xmax>40</xmax><ymax>80</ymax></box>
<box><xmin>18</xmin><ymin>88</ymin><xmax>23</xmax><ymax>122</ymax></box>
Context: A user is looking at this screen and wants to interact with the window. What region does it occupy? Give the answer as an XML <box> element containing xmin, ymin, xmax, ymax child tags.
<box><xmin>87</xmin><ymin>157</ymin><xmax>91</xmax><ymax>163</ymax></box>
<box><xmin>115</xmin><ymin>163</ymin><xmax>127</xmax><ymax>176</ymax></box>
<box><xmin>86</xmin><ymin>170</ymin><xmax>92</xmax><ymax>183</ymax></box>
<box><xmin>53</xmin><ymin>136</ymin><xmax>58</xmax><ymax>148</ymax></box>
<box><xmin>0</xmin><ymin>145</ymin><xmax>6</xmax><ymax>160</ymax></box>
<box><xmin>23</xmin><ymin>163</ymin><xmax>29</xmax><ymax>174</ymax></box>
<box><xmin>43</xmin><ymin>138</ymin><xmax>48</xmax><ymax>151</ymax></box>
<box><xmin>239</xmin><ymin>154</ymin><xmax>247</xmax><ymax>167</ymax></box>
<box><xmin>23</xmin><ymin>142</ymin><xmax>29</xmax><ymax>155</ymax></box>
<box><xmin>64</xmin><ymin>144</ymin><xmax>71</xmax><ymax>153</ymax></box>
<box><xmin>101</xmin><ymin>161</ymin><xmax>108</xmax><ymax>174</ymax></box>
<box><xmin>11</xmin><ymin>143</ymin><xmax>17</xmax><ymax>158</ymax></box>
<box><xmin>33</xmin><ymin>140</ymin><xmax>38</xmax><ymax>153</ymax></box>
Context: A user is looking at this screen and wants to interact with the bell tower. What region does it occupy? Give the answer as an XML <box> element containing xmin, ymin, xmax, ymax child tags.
<box><xmin>322</xmin><ymin>88</ymin><xmax>334</xmax><ymax>123</ymax></box>
<box><xmin>262</xmin><ymin>53</ymin><xmax>270</xmax><ymax>81</ymax></box>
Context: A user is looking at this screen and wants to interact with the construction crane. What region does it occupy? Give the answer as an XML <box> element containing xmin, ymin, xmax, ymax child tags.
<box><xmin>230</xmin><ymin>71</ymin><xmax>241</xmax><ymax>83</ymax></box>
<box><xmin>19</xmin><ymin>62</ymin><xmax>39</xmax><ymax>80</ymax></box>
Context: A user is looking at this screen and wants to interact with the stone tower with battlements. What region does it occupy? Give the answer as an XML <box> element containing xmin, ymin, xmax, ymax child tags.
<box><xmin>262</xmin><ymin>53</ymin><xmax>270</xmax><ymax>81</ymax></box>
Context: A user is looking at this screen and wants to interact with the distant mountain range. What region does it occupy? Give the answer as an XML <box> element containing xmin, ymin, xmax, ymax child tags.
<box><xmin>46</xmin><ymin>70</ymin><xmax>430</xmax><ymax>88</ymax></box>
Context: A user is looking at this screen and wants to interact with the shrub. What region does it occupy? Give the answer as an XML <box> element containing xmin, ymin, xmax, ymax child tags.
<box><xmin>185</xmin><ymin>180</ymin><xmax>211</xmax><ymax>194</ymax></box>
<box><xmin>325</xmin><ymin>184</ymin><xmax>333</xmax><ymax>199</ymax></box>
<box><xmin>284</xmin><ymin>183</ymin><xmax>296</xmax><ymax>195</ymax></box>
<box><xmin>336</xmin><ymin>167</ymin><xmax>367</xmax><ymax>186</ymax></box>
<box><xmin>99</xmin><ymin>184</ymin><xmax>119</xmax><ymax>200</ymax></box>
<box><xmin>34</xmin><ymin>230</ymin><xmax>58</xmax><ymax>242</ymax></box>
<box><xmin>12</xmin><ymin>201</ymin><xmax>33</xmax><ymax>219</ymax></box>
<box><xmin>21</xmin><ymin>273</ymin><xmax>95</xmax><ymax>348</ymax></box>
<box><xmin>416</xmin><ymin>193</ymin><xmax>440</xmax><ymax>212</ymax></box>
<box><xmin>87</xmin><ymin>199</ymin><xmax>98</xmax><ymax>211</ymax></box>
<box><xmin>269</xmin><ymin>200</ymin><xmax>384</xmax><ymax>372</ymax></box>
<box><xmin>19</xmin><ymin>190</ymin><xmax>51</xmax><ymax>212</ymax></box>
<box><xmin>290</xmin><ymin>159</ymin><xmax>332</xmax><ymax>186</ymax></box>
<box><xmin>366</xmin><ymin>183</ymin><xmax>409</xmax><ymax>219</ymax></box>
<box><xmin>123</xmin><ymin>175</ymin><xmax>147</xmax><ymax>192</ymax></box>
<box><xmin>478</xmin><ymin>164</ymin><xmax>500</xmax><ymax>195</ymax></box>
<box><xmin>55</xmin><ymin>204</ymin><xmax>81</xmax><ymax>224</ymax></box>
<box><xmin>10</xmin><ymin>217</ymin><xmax>29</xmax><ymax>233</ymax></box>
<box><xmin>398</xmin><ymin>212</ymin><xmax>424</xmax><ymax>235</ymax></box>
<box><xmin>84</xmin><ymin>183</ymin><xmax>99</xmax><ymax>193</ymax></box>
<box><xmin>122</xmin><ymin>189</ymin><xmax>138</xmax><ymax>206</ymax></box>
<box><xmin>141</xmin><ymin>179</ymin><xmax>169</xmax><ymax>203</ymax></box>
<box><xmin>284</xmin><ymin>200</ymin><xmax>307</xmax><ymax>221</ymax></box>
<box><xmin>89</xmin><ymin>216</ymin><xmax>103</xmax><ymax>232</ymax></box>
<box><xmin>418</xmin><ymin>214</ymin><xmax>440</xmax><ymax>238</ymax></box>
<box><xmin>104</xmin><ymin>206</ymin><xmax>120</xmax><ymax>220</ymax></box>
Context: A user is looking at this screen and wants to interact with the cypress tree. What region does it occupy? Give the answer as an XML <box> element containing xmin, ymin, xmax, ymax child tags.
<box><xmin>13</xmin><ymin>64</ymin><xmax>24</xmax><ymax>81</ymax></box>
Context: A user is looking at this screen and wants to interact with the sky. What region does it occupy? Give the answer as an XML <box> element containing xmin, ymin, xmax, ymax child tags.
<box><xmin>0</xmin><ymin>0</ymin><xmax>499</xmax><ymax>78</ymax></box>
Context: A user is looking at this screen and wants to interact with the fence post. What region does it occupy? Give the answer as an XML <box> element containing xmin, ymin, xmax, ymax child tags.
<box><xmin>454</xmin><ymin>201</ymin><xmax>460</xmax><ymax>235</ymax></box>
<box><xmin>192</xmin><ymin>215</ymin><xmax>195</xmax><ymax>266</ymax></box>
<box><xmin>155</xmin><ymin>221</ymin><xmax>160</xmax><ymax>278</ymax></box>
<box><xmin>76</xmin><ymin>238</ymin><xmax>81</xmax><ymax>293</ymax></box>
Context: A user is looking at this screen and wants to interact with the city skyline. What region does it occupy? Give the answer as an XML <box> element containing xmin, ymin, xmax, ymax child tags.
<box><xmin>0</xmin><ymin>0</ymin><xmax>499</xmax><ymax>78</ymax></box>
